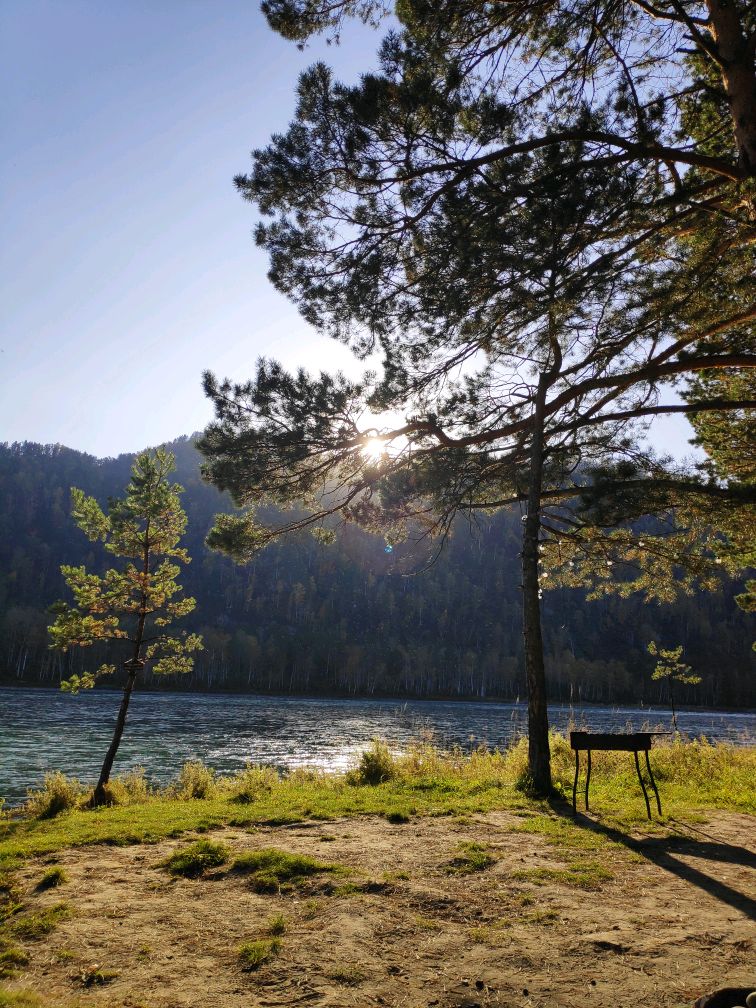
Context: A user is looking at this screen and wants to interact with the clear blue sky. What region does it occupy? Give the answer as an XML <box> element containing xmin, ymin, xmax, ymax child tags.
<box><xmin>1</xmin><ymin>0</ymin><xmax>381</xmax><ymax>457</ymax></box>
<box><xmin>1</xmin><ymin>1</ymin><xmax>696</xmax><ymax>459</ymax></box>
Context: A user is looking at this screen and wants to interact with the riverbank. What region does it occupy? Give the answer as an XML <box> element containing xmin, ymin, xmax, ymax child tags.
<box><xmin>1</xmin><ymin>739</ymin><xmax>754</xmax><ymax>1007</ymax></box>
<box><xmin>3</xmin><ymin>688</ymin><xmax>756</xmax><ymax>806</ymax></box>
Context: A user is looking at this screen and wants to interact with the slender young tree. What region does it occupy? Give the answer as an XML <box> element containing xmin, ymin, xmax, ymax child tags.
<box><xmin>49</xmin><ymin>449</ymin><xmax>203</xmax><ymax>805</ymax></box>
<box><xmin>647</xmin><ymin>642</ymin><xmax>701</xmax><ymax>729</ymax></box>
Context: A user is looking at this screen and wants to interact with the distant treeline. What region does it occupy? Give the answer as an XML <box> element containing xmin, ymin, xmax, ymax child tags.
<box><xmin>0</xmin><ymin>438</ymin><xmax>753</xmax><ymax>707</ymax></box>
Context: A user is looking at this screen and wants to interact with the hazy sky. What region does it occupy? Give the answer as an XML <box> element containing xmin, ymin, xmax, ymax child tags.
<box><xmin>1</xmin><ymin>1</ymin><xmax>697</xmax><ymax>459</ymax></box>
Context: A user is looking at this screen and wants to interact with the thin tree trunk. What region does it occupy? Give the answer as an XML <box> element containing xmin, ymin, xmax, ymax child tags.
<box><xmin>92</xmin><ymin>518</ymin><xmax>150</xmax><ymax>806</ymax></box>
<box><xmin>521</xmin><ymin>371</ymin><xmax>552</xmax><ymax>795</ymax></box>
<box><xmin>92</xmin><ymin>663</ymin><xmax>140</xmax><ymax>805</ymax></box>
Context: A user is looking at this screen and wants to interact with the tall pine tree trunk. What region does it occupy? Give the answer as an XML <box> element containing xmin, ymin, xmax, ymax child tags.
<box><xmin>521</xmin><ymin>371</ymin><xmax>552</xmax><ymax>795</ymax></box>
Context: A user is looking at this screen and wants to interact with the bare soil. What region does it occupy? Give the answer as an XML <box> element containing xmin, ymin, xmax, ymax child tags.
<box><xmin>4</xmin><ymin>809</ymin><xmax>755</xmax><ymax>1008</ymax></box>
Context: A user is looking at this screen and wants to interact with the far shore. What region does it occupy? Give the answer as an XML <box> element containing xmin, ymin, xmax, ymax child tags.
<box><xmin>1</xmin><ymin>680</ymin><xmax>754</xmax><ymax>715</ymax></box>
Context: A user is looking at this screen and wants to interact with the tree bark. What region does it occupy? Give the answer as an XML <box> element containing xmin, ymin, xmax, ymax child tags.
<box><xmin>521</xmin><ymin>371</ymin><xmax>552</xmax><ymax>796</ymax></box>
<box><xmin>91</xmin><ymin>517</ymin><xmax>150</xmax><ymax>807</ymax></box>
<box><xmin>705</xmin><ymin>0</ymin><xmax>756</xmax><ymax>175</ymax></box>
<box><xmin>92</xmin><ymin>663</ymin><xmax>140</xmax><ymax>805</ymax></box>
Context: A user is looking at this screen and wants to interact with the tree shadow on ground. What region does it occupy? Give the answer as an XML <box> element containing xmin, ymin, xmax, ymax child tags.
<box><xmin>548</xmin><ymin>797</ymin><xmax>756</xmax><ymax>920</ymax></box>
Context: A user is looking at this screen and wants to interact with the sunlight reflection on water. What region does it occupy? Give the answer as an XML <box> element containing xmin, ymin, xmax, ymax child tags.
<box><xmin>1</xmin><ymin>686</ymin><xmax>753</xmax><ymax>803</ymax></box>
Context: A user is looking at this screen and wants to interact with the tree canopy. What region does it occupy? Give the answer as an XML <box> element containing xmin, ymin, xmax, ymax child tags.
<box><xmin>200</xmin><ymin>0</ymin><xmax>755</xmax><ymax>791</ymax></box>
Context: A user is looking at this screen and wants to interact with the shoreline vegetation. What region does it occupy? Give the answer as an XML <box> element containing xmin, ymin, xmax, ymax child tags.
<box><xmin>2</xmin><ymin>735</ymin><xmax>754</xmax><ymax>859</ymax></box>
<box><xmin>1</xmin><ymin>736</ymin><xmax>754</xmax><ymax>1007</ymax></box>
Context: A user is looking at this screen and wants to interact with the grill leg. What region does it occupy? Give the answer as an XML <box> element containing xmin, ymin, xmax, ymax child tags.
<box><xmin>634</xmin><ymin>750</ymin><xmax>651</xmax><ymax>819</ymax></box>
<box><xmin>572</xmin><ymin>750</ymin><xmax>579</xmax><ymax>813</ymax></box>
<box><xmin>585</xmin><ymin>749</ymin><xmax>591</xmax><ymax>812</ymax></box>
<box><xmin>645</xmin><ymin>750</ymin><xmax>662</xmax><ymax>815</ymax></box>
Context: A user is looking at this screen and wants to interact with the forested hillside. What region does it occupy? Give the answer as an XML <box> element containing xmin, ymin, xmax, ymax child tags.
<box><xmin>0</xmin><ymin>438</ymin><xmax>752</xmax><ymax>706</ymax></box>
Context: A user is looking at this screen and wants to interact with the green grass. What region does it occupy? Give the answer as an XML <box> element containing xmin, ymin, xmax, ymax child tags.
<box><xmin>0</xmin><ymin>994</ymin><xmax>45</xmax><ymax>1008</ymax></box>
<box><xmin>0</xmin><ymin>938</ymin><xmax>29</xmax><ymax>978</ymax></box>
<box><xmin>1</xmin><ymin>737</ymin><xmax>753</xmax><ymax>865</ymax></box>
<box><xmin>162</xmin><ymin>840</ymin><xmax>230</xmax><ymax>878</ymax></box>
<box><xmin>524</xmin><ymin>907</ymin><xmax>560</xmax><ymax>924</ymax></box>
<box><xmin>384</xmin><ymin>810</ymin><xmax>411</xmax><ymax>824</ymax></box>
<box><xmin>238</xmin><ymin>938</ymin><xmax>281</xmax><ymax>970</ymax></box>
<box><xmin>329</xmin><ymin>966</ymin><xmax>367</xmax><ymax>985</ymax></box>
<box><xmin>7</xmin><ymin>903</ymin><xmax>70</xmax><ymax>939</ymax></box>
<box><xmin>264</xmin><ymin>914</ymin><xmax>287</xmax><ymax>936</ymax></box>
<box><xmin>445</xmin><ymin>841</ymin><xmax>496</xmax><ymax>874</ymax></box>
<box><xmin>232</xmin><ymin>848</ymin><xmax>341</xmax><ymax>892</ymax></box>
<box><xmin>512</xmin><ymin>860</ymin><xmax>614</xmax><ymax>890</ymax></box>
<box><xmin>35</xmin><ymin>866</ymin><xmax>67</xmax><ymax>891</ymax></box>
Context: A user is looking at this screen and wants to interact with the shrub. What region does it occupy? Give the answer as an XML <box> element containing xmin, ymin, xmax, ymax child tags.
<box><xmin>169</xmin><ymin>761</ymin><xmax>217</xmax><ymax>800</ymax></box>
<box><xmin>24</xmin><ymin>772</ymin><xmax>84</xmax><ymax>819</ymax></box>
<box><xmin>162</xmin><ymin>840</ymin><xmax>229</xmax><ymax>878</ymax></box>
<box><xmin>347</xmin><ymin>740</ymin><xmax>396</xmax><ymax>785</ymax></box>
<box><xmin>101</xmin><ymin>767</ymin><xmax>152</xmax><ymax>805</ymax></box>
<box><xmin>227</xmin><ymin>765</ymin><xmax>278</xmax><ymax>804</ymax></box>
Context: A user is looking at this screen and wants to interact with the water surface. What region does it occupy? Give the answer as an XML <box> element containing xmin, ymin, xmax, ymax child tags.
<box><xmin>1</xmin><ymin>686</ymin><xmax>753</xmax><ymax>804</ymax></box>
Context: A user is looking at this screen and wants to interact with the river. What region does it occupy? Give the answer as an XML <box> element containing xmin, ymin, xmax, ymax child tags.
<box><xmin>1</xmin><ymin>686</ymin><xmax>754</xmax><ymax>804</ymax></box>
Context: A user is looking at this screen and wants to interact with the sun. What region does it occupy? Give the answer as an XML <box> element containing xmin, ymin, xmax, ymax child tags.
<box><xmin>361</xmin><ymin>437</ymin><xmax>386</xmax><ymax>462</ymax></box>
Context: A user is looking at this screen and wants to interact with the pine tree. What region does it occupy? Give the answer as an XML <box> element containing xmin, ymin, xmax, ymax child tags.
<box><xmin>199</xmin><ymin>1</ymin><xmax>755</xmax><ymax>794</ymax></box>
<box><xmin>49</xmin><ymin>449</ymin><xmax>203</xmax><ymax>805</ymax></box>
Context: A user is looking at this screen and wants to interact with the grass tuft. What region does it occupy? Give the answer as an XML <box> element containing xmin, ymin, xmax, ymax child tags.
<box><xmin>512</xmin><ymin>860</ymin><xmax>613</xmax><ymax>890</ymax></box>
<box><xmin>329</xmin><ymin>965</ymin><xmax>367</xmax><ymax>985</ymax></box>
<box><xmin>445</xmin><ymin>841</ymin><xmax>496</xmax><ymax>874</ymax></box>
<box><xmin>384</xmin><ymin>810</ymin><xmax>410</xmax><ymax>824</ymax></box>
<box><xmin>162</xmin><ymin>839</ymin><xmax>229</xmax><ymax>878</ymax></box>
<box><xmin>35</xmin><ymin>866</ymin><xmax>67</xmax><ymax>891</ymax></box>
<box><xmin>238</xmin><ymin>938</ymin><xmax>281</xmax><ymax>970</ymax></box>
<box><xmin>265</xmin><ymin>913</ymin><xmax>287</xmax><ymax>936</ymax></box>
<box><xmin>233</xmin><ymin>848</ymin><xmax>340</xmax><ymax>892</ymax></box>
<box><xmin>76</xmin><ymin>964</ymin><xmax>119</xmax><ymax>987</ymax></box>
<box><xmin>8</xmin><ymin>902</ymin><xmax>70</xmax><ymax>939</ymax></box>
<box><xmin>0</xmin><ymin>994</ymin><xmax>45</xmax><ymax>1008</ymax></box>
<box><xmin>169</xmin><ymin>762</ymin><xmax>217</xmax><ymax>800</ymax></box>
<box><xmin>0</xmin><ymin>939</ymin><xmax>29</xmax><ymax>978</ymax></box>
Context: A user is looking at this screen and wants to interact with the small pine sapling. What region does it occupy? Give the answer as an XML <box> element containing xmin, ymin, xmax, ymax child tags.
<box><xmin>49</xmin><ymin>449</ymin><xmax>203</xmax><ymax>805</ymax></box>
<box><xmin>647</xmin><ymin>642</ymin><xmax>701</xmax><ymax>731</ymax></box>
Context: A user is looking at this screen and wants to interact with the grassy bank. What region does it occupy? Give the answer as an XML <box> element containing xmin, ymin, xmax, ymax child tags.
<box><xmin>1</xmin><ymin>735</ymin><xmax>754</xmax><ymax>866</ymax></box>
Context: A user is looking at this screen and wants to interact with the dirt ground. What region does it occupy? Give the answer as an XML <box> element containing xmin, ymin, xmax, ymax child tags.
<box><xmin>3</xmin><ymin>808</ymin><xmax>755</xmax><ymax>1008</ymax></box>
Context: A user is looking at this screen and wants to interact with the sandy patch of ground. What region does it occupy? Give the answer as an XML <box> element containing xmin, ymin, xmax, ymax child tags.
<box><xmin>3</xmin><ymin>808</ymin><xmax>754</xmax><ymax>1008</ymax></box>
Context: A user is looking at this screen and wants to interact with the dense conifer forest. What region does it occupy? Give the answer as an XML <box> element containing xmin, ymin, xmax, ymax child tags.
<box><xmin>0</xmin><ymin>437</ymin><xmax>752</xmax><ymax>706</ymax></box>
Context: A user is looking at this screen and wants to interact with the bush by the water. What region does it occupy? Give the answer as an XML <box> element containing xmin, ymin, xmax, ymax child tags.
<box><xmin>24</xmin><ymin>768</ymin><xmax>152</xmax><ymax>817</ymax></box>
<box><xmin>24</xmin><ymin>773</ymin><xmax>85</xmax><ymax>819</ymax></box>
<box><xmin>168</xmin><ymin>761</ymin><xmax>217</xmax><ymax>800</ymax></box>
<box><xmin>347</xmin><ymin>739</ymin><xmax>397</xmax><ymax>785</ymax></box>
